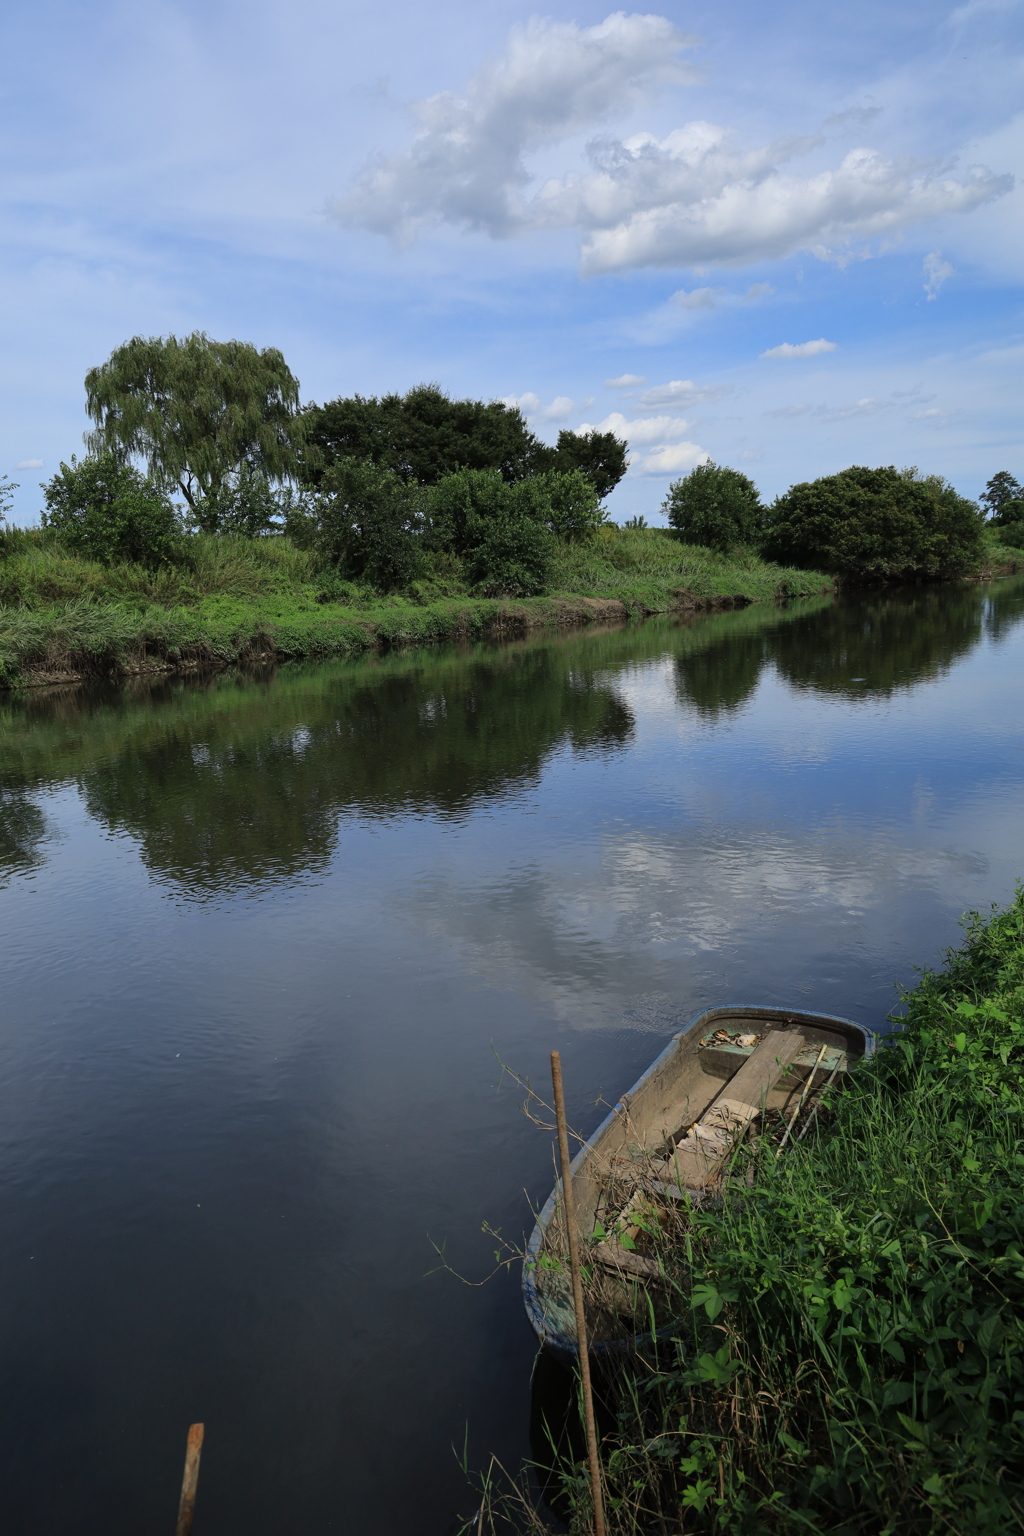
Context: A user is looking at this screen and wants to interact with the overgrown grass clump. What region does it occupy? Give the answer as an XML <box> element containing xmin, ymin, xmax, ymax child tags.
<box><xmin>0</xmin><ymin>526</ymin><xmax>829</xmax><ymax>686</ymax></box>
<box><xmin>544</xmin><ymin>892</ymin><xmax>1024</xmax><ymax>1534</ymax></box>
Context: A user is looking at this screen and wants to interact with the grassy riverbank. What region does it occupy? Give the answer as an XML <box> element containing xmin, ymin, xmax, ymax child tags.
<box><xmin>0</xmin><ymin>527</ymin><xmax>831</xmax><ymax>687</ymax></box>
<box><xmin>525</xmin><ymin>890</ymin><xmax>1024</xmax><ymax>1534</ymax></box>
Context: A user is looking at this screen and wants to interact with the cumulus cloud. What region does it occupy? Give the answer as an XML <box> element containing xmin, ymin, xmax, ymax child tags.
<box><xmin>576</xmin><ymin>410</ymin><xmax>707</xmax><ymax>477</ymax></box>
<box><xmin>336</xmin><ymin>14</ymin><xmax>1013</xmax><ymax>273</ymax></box>
<box><xmin>672</xmin><ymin>285</ymin><xmax>722</xmax><ymax>309</ymax></box>
<box><xmin>15</xmin><ymin>458</ymin><xmax>43</xmax><ymax>469</ymax></box>
<box><xmin>502</xmin><ymin>391</ymin><xmax>585</xmax><ymax>420</ymax></box>
<box><xmin>924</xmin><ymin>250</ymin><xmax>955</xmax><ymax>299</ymax></box>
<box><xmin>580</xmin><ymin>411</ymin><xmax>695</xmax><ymax>443</ymax></box>
<box><xmin>637</xmin><ymin>378</ymin><xmax>728</xmax><ymax>408</ymax></box>
<box><xmin>605</xmin><ymin>372</ymin><xmax>646</xmax><ymax>387</ymax></box>
<box><xmin>761</xmin><ymin>338</ymin><xmax>838</xmax><ymax>359</ymax></box>
<box><xmin>335</xmin><ymin>13</ymin><xmax>697</xmax><ymax>241</ymax></box>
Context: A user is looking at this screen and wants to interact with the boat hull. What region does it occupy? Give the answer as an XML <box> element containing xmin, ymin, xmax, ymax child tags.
<box><xmin>522</xmin><ymin>1005</ymin><xmax>874</xmax><ymax>1362</ymax></box>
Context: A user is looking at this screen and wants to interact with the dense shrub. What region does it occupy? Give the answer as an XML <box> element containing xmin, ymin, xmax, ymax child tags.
<box><xmin>999</xmin><ymin>522</ymin><xmax>1024</xmax><ymax>549</ymax></box>
<box><xmin>537</xmin><ymin>468</ymin><xmax>608</xmax><ymax>543</ymax></box>
<box><xmin>662</xmin><ymin>462</ymin><xmax>763</xmax><ymax>551</ymax></box>
<box><xmin>763</xmin><ymin>465</ymin><xmax>985</xmax><ymax>580</ymax></box>
<box><xmin>427</xmin><ymin>469</ymin><xmax>554</xmax><ymax>595</ymax></box>
<box><xmin>311</xmin><ymin>457</ymin><xmax>424</xmax><ymax>591</ymax></box>
<box><xmin>189</xmin><ymin>465</ymin><xmax>302</xmax><ymax>537</ymax></box>
<box><xmin>299</xmin><ymin>384</ymin><xmax>629</xmax><ymax>501</ymax></box>
<box><xmin>41</xmin><ymin>454</ymin><xmax>180</xmax><ymax>566</ymax></box>
<box><xmin>465</xmin><ymin>511</ymin><xmax>553</xmax><ymax>597</ymax></box>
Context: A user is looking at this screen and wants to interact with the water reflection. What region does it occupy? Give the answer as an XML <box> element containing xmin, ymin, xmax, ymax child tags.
<box><xmin>2</xmin><ymin>582</ymin><xmax>1024</xmax><ymax>899</ymax></box>
<box><xmin>1</xmin><ymin>578</ymin><xmax>1024</xmax><ymax>1536</ymax></box>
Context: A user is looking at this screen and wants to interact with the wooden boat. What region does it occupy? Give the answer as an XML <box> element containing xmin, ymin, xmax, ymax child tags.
<box><xmin>523</xmin><ymin>1005</ymin><xmax>874</xmax><ymax>1361</ymax></box>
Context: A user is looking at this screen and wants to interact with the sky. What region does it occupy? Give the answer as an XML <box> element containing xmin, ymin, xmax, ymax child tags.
<box><xmin>1</xmin><ymin>0</ymin><xmax>1022</xmax><ymax>523</ymax></box>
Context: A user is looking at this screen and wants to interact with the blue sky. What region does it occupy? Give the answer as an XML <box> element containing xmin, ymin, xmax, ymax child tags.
<box><xmin>1</xmin><ymin>0</ymin><xmax>1022</xmax><ymax>523</ymax></box>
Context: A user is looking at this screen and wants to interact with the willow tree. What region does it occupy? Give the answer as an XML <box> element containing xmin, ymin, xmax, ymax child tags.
<box><xmin>84</xmin><ymin>333</ymin><xmax>305</xmax><ymax>515</ymax></box>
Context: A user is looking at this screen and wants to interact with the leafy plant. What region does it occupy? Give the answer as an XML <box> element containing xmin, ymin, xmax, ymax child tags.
<box><xmin>536</xmin><ymin>469</ymin><xmax>608</xmax><ymax>543</ymax></box>
<box><xmin>980</xmin><ymin>471</ymin><xmax>1024</xmax><ymax>525</ymax></box>
<box><xmin>311</xmin><ymin>457</ymin><xmax>424</xmax><ymax>591</ymax></box>
<box><xmin>84</xmin><ymin>332</ymin><xmax>305</xmax><ymax>517</ymax></box>
<box><xmin>41</xmin><ymin>454</ymin><xmax>180</xmax><ymax>566</ymax></box>
<box><xmin>763</xmin><ymin>465</ymin><xmax>985</xmax><ymax>580</ymax></box>
<box><xmin>662</xmin><ymin>462</ymin><xmax>763</xmax><ymax>552</ymax></box>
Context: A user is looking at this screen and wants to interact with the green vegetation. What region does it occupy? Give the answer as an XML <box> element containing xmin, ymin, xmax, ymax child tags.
<box><xmin>298</xmin><ymin>382</ymin><xmax>628</xmax><ymax>497</ymax></box>
<box><xmin>84</xmin><ymin>331</ymin><xmax>306</xmax><ymax>531</ymax></box>
<box><xmin>517</xmin><ymin>889</ymin><xmax>1024</xmax><ymax>1534</ymax></box>
<box><xmin>981</xmin><ymin>472</ymin><xmax>1024</xmax><ymax>528</ymax></box>
<box><xmin>0</xmin><ymin>522</ymin><xmax>828</xmax><ymax>688</ymax></box>
<box><xmin>663</xmin><ymin>462</ymin><xmax>763</xmax><ymax>552</ymax></box>
<box><xmin>762</xmin><ymin>465</ymin><xmax>985</xmax><ymax>581</ymax></box>
<box><xmin>41</xmin><ymin>452</ymin><xmax>180</xmax><ymax>566</ymax></box>
<box><xmin>5</xmin><ymin>329</ymin><xmax>1018</xmax><ymax>686</ymax></box>
<box><xmin>1</xmin><ymin>601</ymin><xmax>847</xmax><ymax>892</ymax></box>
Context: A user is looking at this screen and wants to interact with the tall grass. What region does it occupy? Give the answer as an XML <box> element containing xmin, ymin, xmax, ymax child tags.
<box><xmin>493</xmin><ymin>891</ymin><xmax>1024</xmax><ymax>1535</ymax></box>
<box><xmin>1</xmin><ymin>527</ymin><xmax>831</xmax><ymax>685</ymax></box>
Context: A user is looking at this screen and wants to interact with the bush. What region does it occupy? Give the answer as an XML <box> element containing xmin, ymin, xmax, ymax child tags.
<box><xmin>537</xmin><ymin>468</ymin><xmax>607</xmax><ymax>542</ymax></box>
<box><xmin>763</xmin><ymin>465</ymin><xmax>985</xmax><ymax>580</ymax></box>
<box><xmin>311</xmin><ymin>457</ymin><xmax>424</xmax><ymax>591</ymax></box>
<box><xmin>465</xmin><ymin>510</ymin><xmax>553</xmax><ymax>597</ymax></box>
<box><xmin>427</xmin><ymin>468</ymin><xmax>555</xmax><ymax>595</ymax></box>
<box><xmin>662</xmin><ymin>462</ymin><xmax>762</xmax><ymax>551</ymax></box>
<box><xmin>999</xmin><ymin>522</ymin><xmax>1024</xmax><ymax>549</ymax></box>
<box><xmin>190</xmin><ymin>465</ymin><xmax>304</xmax><ymax>537</ymax></box>
<box><xmin>41</xmin><ymin>454</ymin><xmax>180</xmax><ymax>566</ymax></box>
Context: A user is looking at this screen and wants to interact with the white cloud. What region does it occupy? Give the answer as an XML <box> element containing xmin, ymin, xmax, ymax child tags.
<box><xmin>923</xmin><ymin>250</ymin><xmax>955</xmax><ymax>299</ymax></box>
<box><xmin>764</xmin><ymin>403</ymin><xmax>812</xmax><ymax>418</ymax></box>
<box><xmin>576</xmin><ymin>411</ymin><xmax>707</xmax><ymax>478</ymax></box>
<box><xmin>671</xmin><ymin>285</ymin><xmax>722</xmax><ymax>309</ymax></box>
<box><xmin>634</xmin><ymin>442</ymin><xmax>709</xmax><ymax>475</ymax></box>
<box><xmin>605</xmin><ymin>373</ymin><xmax>646</xmax><ymax>387</ymax></box>
<box><xmin>503</xmin><ymin>391</ymin><xmax>585</xmax><ymax>421</ymax></box>
<box><xmin>579</xmin><ymin>412</ymin><xmax>695</xmax><ymax>444</ymax></box>
<box><xmin>337</xmin><ymin>17</ymin><xmax>1013</xmax><ymax>273</ymax></box>
<box><xmin>15</xmin><ymin>458</ymin><xmax>43</xmax><ymax>469</ymax></box>
<box><xmin>742</xmin><ymin>283</ymin><xmax>775</xmax><ymax>302</ymax></box>
<box><xmin>637</xmin><ymin>378</ymin><xmax>728</xmax><ymax>408</ymax></box>
<box><xmin>544</xmin><ymin>395</ymin><xmax>576</xmax><ymax>421</ymax></box>
<box><xmin>822</xmin><ymin>397</ymin><xmax>881</xmax><ymax>420</ymax></box>
<box><xmin>761</xmin><ymin>338</ymin><xmax>838</xmax><ymax>359</ymax></box>
<box><xmin>335</xmin><ymin>13</ymin><xmax>696</xmax><ymax>241</ymax></box>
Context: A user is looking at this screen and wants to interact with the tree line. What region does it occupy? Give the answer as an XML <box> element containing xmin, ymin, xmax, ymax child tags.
<box><xmin>2</xmin><ymin>330</ymin><xmax>1019</xmax><ymax>590</ymax></box>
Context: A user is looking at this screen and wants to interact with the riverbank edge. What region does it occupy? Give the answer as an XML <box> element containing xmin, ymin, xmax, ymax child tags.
<box><xmin>539</xmin><ymin>887</ymin><xmax>1024</xmax><ymax>1535</ymax></box>
<box><xmin>0</xmin><ymin>582</ymin><xmax>824</xmax><ymax>690</ymax></box>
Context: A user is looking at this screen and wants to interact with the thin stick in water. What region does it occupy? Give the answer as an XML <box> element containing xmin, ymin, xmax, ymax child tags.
<box><xmin>174</xmin><ymin>1423</ymin><xmax>205</xmax><ymax>1536</ymax></box>
<box><xmin>550</xmin><ymin>1050</ymin><xmax>606</xmax><ymax>1536</ymax></box>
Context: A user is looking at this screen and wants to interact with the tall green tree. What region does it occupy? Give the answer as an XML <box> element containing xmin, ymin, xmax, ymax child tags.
<box><xmin>663</xmin><ymin>461</ymin><xmax>762</xmax><ymax>551</ymax></box>
<box><xmin>84</xmin><ymin>333</ymin><xmax>305</xmax><ymax>523</ymax></box>
<box><xmin>300</xmin><ymin>384</ymin><xmax>545</xmax><ymax>487</ymax></box>
<box><xmin>980</xmin><ymin>471</ymin><xmax>1024</xmax><ymax>525</ymax></box>
<box><xmin>762</xmin><ymin>465</ymin><xmax>984</xmax><ymax>580</ymax></box>
<box><xmin>544</xmin><ymin>428</ymin><xmax>628</xmax><ymax>501</ymax></box>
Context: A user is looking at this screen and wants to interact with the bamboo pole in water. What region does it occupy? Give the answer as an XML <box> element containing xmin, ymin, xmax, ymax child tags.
<box><xmin>174</xmin><ymin>1423</ymin><xmax>204</xmax><ymax>1536</ymax></box>
<box><xmin>550</xmin><ymin>1050</ymin><xmax>606</xmax><ymax>1536</ymax></box>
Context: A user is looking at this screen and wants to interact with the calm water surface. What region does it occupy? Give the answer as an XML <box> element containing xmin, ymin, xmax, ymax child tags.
<box><xmin>2</xmin><ymin>580</ymin><xmax>1024</xmax><ymax>1534</ymax></box>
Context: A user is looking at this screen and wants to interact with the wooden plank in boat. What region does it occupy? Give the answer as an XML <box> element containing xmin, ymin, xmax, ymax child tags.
<box><xmin>661</xmin><ymin>1028</ymin><xmax>805</xmax><ymax>1189</ymax></box>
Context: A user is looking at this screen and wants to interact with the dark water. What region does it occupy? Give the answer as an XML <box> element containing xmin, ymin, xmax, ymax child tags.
<box><xmin>2</xmin><ymin>579</ymin><xmax>1024</xmax><ymax>1534</ymax></box>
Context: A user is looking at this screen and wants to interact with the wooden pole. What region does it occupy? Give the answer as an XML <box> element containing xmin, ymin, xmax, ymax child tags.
<box><xmin>550</xmin><ymin>1050</ymin><xmax>606</xmax><ymax>1536</ymax></box>
<box><xmin>174</xmin><ymin>1423</ymin><xmax>204</xmax><ymax>1536</ymax></box>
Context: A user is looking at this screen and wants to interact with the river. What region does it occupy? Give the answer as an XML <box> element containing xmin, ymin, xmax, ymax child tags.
<box><xmin>2</xmin><ymin>578</ymin><xmax>1024</xmax><ymax>1534</ymax></box>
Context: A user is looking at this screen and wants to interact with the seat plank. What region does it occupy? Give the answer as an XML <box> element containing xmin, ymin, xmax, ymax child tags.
<box><xmin>658</xmin><ymin>1029</ymin><xmax>805</xmax><ymax>1190</ymax></box>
